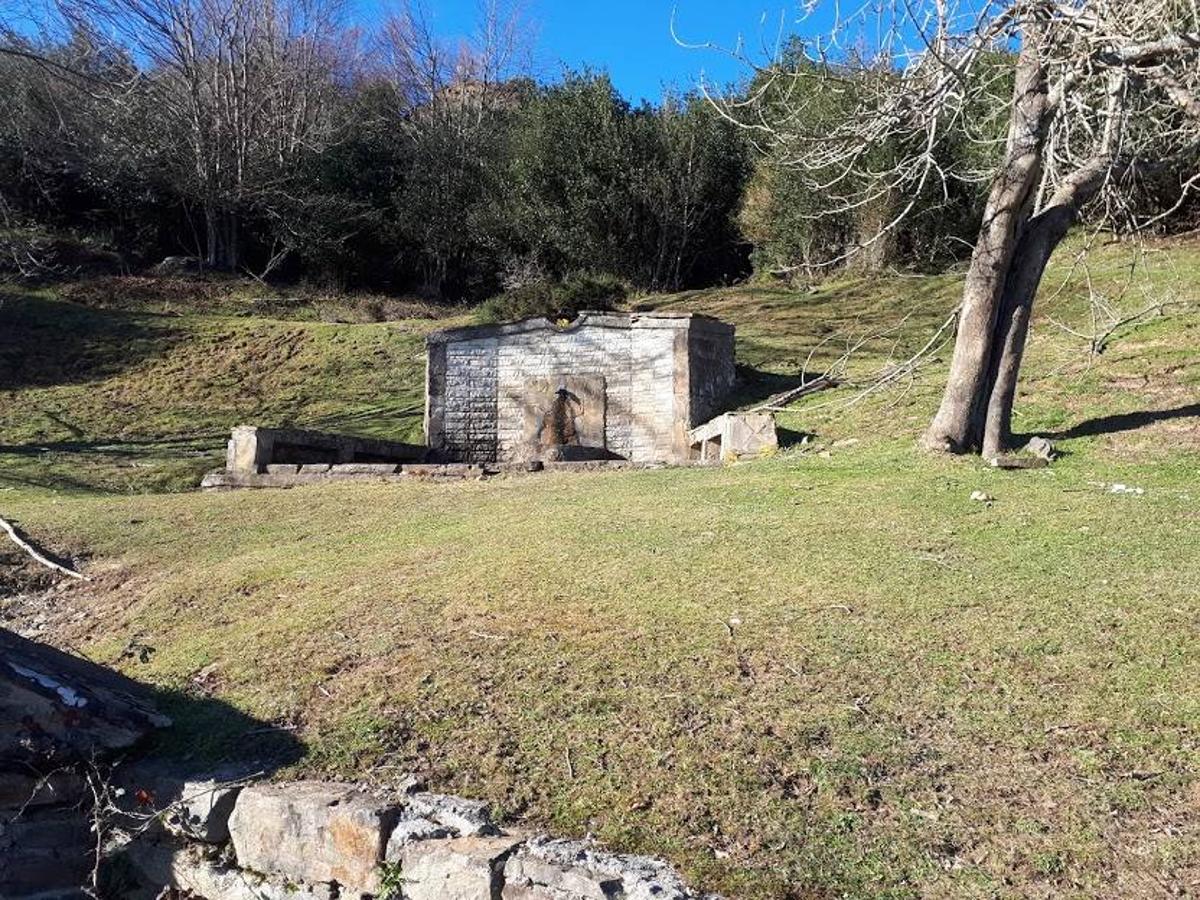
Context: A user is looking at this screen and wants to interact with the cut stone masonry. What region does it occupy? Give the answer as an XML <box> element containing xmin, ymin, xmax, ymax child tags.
<box><xmin>426</xmin><ymin>312</ymin><xmax>736</xmax><ymax>464</ymax></box>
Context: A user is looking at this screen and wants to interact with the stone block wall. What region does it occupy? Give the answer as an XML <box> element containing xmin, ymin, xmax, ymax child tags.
<box><xmin>687</xmin><ymin>320</ymin><xmax>738</xmax><ymax>426</ymax></box>
<box><xmin>426</xmin><ymin>313</ymin><xmax>735</xmax><ymax>464</ymax></box>
<box><xmin>114</xmin><ymin>777</ymin><xmax>714</xmax><ymax>900</ymax></box>
<box><xmin>225</xmin><ymin>426</ymin><xmax>427</xmax><ymax>473</ymax></box>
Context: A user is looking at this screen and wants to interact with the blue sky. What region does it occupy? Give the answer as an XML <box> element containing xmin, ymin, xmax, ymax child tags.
<box><xmin>354</xmin><ymin>1</ymin><xmax>810</xmax><ymax>103</ymax></box>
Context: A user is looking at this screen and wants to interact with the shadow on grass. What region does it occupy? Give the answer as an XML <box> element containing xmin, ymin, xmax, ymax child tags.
<box><xmin>0</xmin><ymin>459</ymin><xmax>114</xmax><ymax>494</ymax></box>
<box><xmin>727</xmin><ymin>364</ymin><xmax>840</xmax><ymax>413</ymax></box>
<box><xmin>778</xmin><ymin>426</ymin><xmax>819</xmax><ymax>449</ymax></box>
<box><xmin>0</xmin><ymin>434</ymin><xmax>225</xmax><ymax>457</ymax></box>
<box><xmin>728</xmin><ymin>365</ymin><xmax>805</xmax><ymax>409</ymax></box>
<box><xmin>0</xmin><ymin>291</ymin><xmax>184</xmax><ymax>391</ymax></box>
<box><xmin>144</xmin><ymin>686</ymin><xmax>306</xmax><ymax>770</ymax></box>
<box><xmin>1039</xmin><ymin>403</ymin><xmax>1200</xmax><ymax>440</ymax></box>
<box><xmin>0</xmin><ymin>443</ymin><xmax>221</xmax><ymax>495</ymax></box>
<box><xmin>1</xmin><ymin>627</ymin><xmax>304</xmax><ymax>770</ymax></box>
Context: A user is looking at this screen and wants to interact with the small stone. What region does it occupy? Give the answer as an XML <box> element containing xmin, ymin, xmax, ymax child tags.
<box><xmin>969</xmin><ymin>490</ymin><xmax>995</xmax><ymax>503</ymax></box>
<box><xmin>299</xmin><ymin>464</ymin><xmax>331</xmax><ymax>474</ymax></box>
<box><xmin>171</xmin><ymin>778</ymin><xmax>244</xmax><ymax>843</ymax></box>
<box><xmin>1024</xmin><ymin>436</ymin><xmax>1057</xmax><ymax>461</ymax></box>
<box><xmin>1109</xmin><ymin>483</ymin><xmax>1145</xmax><ymax>495</ymax></box>
<box><xmin>383</xmin><ymin>816</ymin><xmax>452</xmax><ymax>858</ymax></box>
<box><xmin>406</xmin><ymin>792</ymin><xmax>497</xmax><ymax>837</ymax></box>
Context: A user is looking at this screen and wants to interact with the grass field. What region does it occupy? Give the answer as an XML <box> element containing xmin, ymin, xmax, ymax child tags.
<box><xmin>2</xmin><ymin>238</ymin><xmax>1199</xmax><ymax>898</ymax></box>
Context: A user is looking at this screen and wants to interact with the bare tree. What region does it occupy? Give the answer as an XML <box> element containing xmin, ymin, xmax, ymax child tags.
<box><xmin>39</xmin><ymin>0</ymin><xmax>351</xmax><ymax>271</ymax></box>
<box><xmin>699</xmin><ymin>1</ymin><xmax>1200</xmax><ymax>458</ymax></box>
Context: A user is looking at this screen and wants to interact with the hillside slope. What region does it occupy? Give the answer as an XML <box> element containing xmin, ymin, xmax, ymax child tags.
<box><xmin>2</xmin><ymin>239</ymin><xmax>1199</xmax><ymax>899</ymax></box>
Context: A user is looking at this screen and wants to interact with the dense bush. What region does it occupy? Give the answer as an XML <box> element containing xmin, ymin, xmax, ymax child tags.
<box><xmin>0</xmin><ymin>35</ymin><xmax>749</xmax><ymax>302</ymax></box>
<box><xmin>476</xmin><ymin>273</ymin><xmax>627</xmax><ymax>323</ymax></box>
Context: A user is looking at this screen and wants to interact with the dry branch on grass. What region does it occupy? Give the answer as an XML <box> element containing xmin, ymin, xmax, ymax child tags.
<box><xmin>0</xmin><ymin>515</ymin><xmax>87</xmax><ymax>580</ymax></box>
<box><xmin>750</xmin><ymin>375</ymin><xmax>837</xmax><ymax>412</ymax></box>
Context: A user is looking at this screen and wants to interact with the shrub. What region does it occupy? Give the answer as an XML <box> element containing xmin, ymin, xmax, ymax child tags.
<box><xmin>476</xmin><ymin>274</ymin><xmax>627</xmax><ymax>324</ymax></box>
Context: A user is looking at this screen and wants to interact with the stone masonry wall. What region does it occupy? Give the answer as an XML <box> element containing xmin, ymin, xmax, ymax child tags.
<box><xmin>427</xmin><ymin>314</ymin><xmax>734</xmax><ymax>464</ymax></box>
<box><xmin>441</xmin><ymin>336</ymin><xmax>500</xmax><ymax>462</ymax></box>
<box><xmin>115</xmin><ymin>776</ymin><xmax>716</xmax><ymax>900</ymax></box>
<box><xmin>688</xmin><ymin>322</ymin><xmax>737</xmax><ymax>427</ymax></box>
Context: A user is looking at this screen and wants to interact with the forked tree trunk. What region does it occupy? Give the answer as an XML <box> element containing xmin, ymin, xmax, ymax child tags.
<box><xmin>978</xmin><ymin>160</ymin><xmax>1112</xmax><ymax>456</ymax></box>
<box><xmin>926</xmin><ymin>165</ymin><xmax>1113</xmax><ymax>457</ymax></box>
<box><xmin>922</xmin><ymin>42</ymin><xmax>1051</xmax><ymax>454</ymax></box>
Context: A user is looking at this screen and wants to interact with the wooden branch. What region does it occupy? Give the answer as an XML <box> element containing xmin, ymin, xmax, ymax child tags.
<box><xmin>750</xmin><ymin>376</ymin><xmax>837</xmax><ymax>413</ymax></box>
<box><xmin>0</xmin><ymin>516</ymin><xmax>88</xmax><ymax>580</ymax></box>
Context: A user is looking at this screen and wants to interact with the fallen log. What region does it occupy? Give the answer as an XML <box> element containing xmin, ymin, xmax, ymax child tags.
<box><xmin>750</xmin><ymin>376</ymin><xmax>837</xmax><ymax>413</ymax></box>
<box><xmin>0</xmin><ymin>515</ymin><xmax>88</xmax><ymax>580</ymax></box>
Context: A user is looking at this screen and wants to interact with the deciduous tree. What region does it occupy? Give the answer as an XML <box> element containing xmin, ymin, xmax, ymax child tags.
<box><xmin>704</xmin><ymin>1</ymin><xmax>1200</xmax><ymax>457</ymax></box>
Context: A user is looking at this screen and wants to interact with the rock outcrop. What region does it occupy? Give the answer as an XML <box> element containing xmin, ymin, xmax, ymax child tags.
<box><xmin>0</xmin><ymin>629</ymin><xmax>717</xmax><ymax>900</ymax></box>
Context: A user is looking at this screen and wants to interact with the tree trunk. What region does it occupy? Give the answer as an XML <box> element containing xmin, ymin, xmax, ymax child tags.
<box><xmin>849</xmin><ymin>190</ymin><xmax>896</xmax><ymax>275</ymax></box>
<box><xmin>922</xmin><ymin>40</ymin><xmax>1051</xmax><ymax>453</ymax></box>
<box><xmin>979</xmin><ymin>161</ymin><xmax>1114</xmax><ymax>456</ymax></box>
<box><xmin>205</xmin><ymin>207</ymin><xmax>239</xmax><ymax>272</ymax></box>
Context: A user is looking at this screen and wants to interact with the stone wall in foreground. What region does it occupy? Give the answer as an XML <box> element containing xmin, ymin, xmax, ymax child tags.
<box><xmin>114</xmin><ymin>776</ymin><xmax>714</xmax><ymax>900</ymax></box>
<box><xmin>2</xmin><ymin>626</ymin><xmax>718</xmax><ymax>900</ymax></box>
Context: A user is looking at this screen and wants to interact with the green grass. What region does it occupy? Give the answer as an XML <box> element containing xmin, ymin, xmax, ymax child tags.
<box><xmin>0</xmin><ymin>286</ymin><xmax>462</xmax><ymax>492</ymax></box>
<box><xmin>2</xmin><ymin>237</ymin><xmax>1199</xmax><ymax>898</ymax></box>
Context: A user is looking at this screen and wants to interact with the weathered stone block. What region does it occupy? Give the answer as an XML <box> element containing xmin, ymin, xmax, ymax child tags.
<box><xmin>502</xmin><ymin>838</ymin><xmax>694</xmax><ymax>900</ymax></box>
<box><xmin>329</xmin><ymin>463</ymin><xmax>400</xmax><ymax>476</ymax></box>
<box><xmin>396</xmin><ymin>835</ymin><xmax>524</xmax><ymax>900</ymax></box>
<box><xmin>0</xmin><ymin>806</ymin><xmax>93</xmax><ymax>898</ymax></box>
<box><xmin>502</xmin><ymin>852</ymin><xmax>620</xmax><ymax>900</ymax></box>
<box><xmin>0</xmin><ymin>628</ymin><xmax>169</xmax><ymax>764</ymax></box>
<box><xmin>228</xmin><ymin>782</ymin><xmax>400</xmax><ymax>895</ymax></box>
<box><xmin>406</xmin><ymin>792</ymin><xmax>497</xmax><ymax>838</ymax></box>
<box><xmin>120</xmin><ymin>837</ymin><xmax>337</xmax><ymax>900</ymax></box>
<box><xmin>123</xmin><ymin>769</ymin><xmax>245</xmax><ymax>843</ymax></box>
<box><xmin>688</xmin><ymin>413</ymin><xmax>778</xmax><ymax>463</ymax></box>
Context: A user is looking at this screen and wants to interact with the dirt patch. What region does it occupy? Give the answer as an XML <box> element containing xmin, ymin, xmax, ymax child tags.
<box><xmin>59</xmin><ymin>276</ymin><xmax>236</xmax><ymax>313</ymax></box>
<box><xmin>0</xmin><ymin>548</ymin><xmax>75</xmax><ymax>638</ymax></box>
